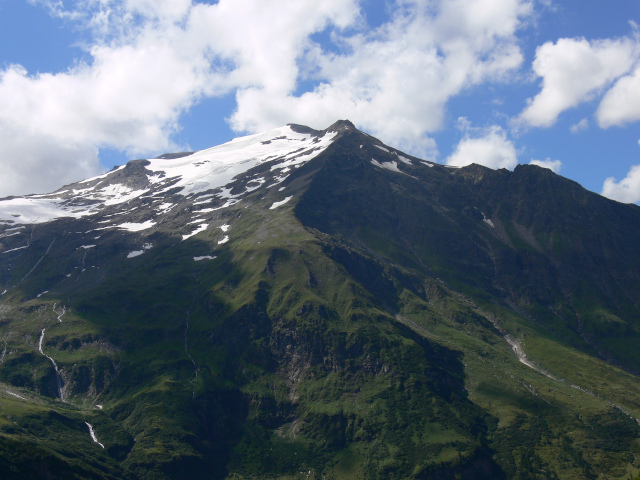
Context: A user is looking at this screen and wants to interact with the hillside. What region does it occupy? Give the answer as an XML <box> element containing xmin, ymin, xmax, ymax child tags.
<box><xmin>0</xmin><ymin>120</ymin><xmax>639</xmax><ymax>479</ymax></box>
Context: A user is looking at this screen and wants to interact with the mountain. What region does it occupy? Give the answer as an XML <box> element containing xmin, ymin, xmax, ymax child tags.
<box><xmin>0</xmin><ymin>120</ymin><xmax>639</xmax><ymax>480</ymax></box>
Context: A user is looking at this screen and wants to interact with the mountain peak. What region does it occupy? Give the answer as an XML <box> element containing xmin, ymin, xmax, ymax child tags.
<box><xmin>0</xmin><ymin>122</ymin><xmax>341</xmax><ymax>226</ymax></box>
<box><xmin>287</xmin><ymin>119</ymin><xmax>357</xmax><ymax>137</ymax></box>
<box><xmin>325</xmin><ymin>119</ymin><xmax>357</xmax><ymax>133</ymax></box>
<box><xmin>1</xmin><ymin>117</ymin><xmax>640</xmax><ymax>480</ymax></box>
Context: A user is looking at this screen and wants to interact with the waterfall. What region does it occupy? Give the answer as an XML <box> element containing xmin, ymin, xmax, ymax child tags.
<box><xmin>38</xmin><ymin>329</ymin><xmax>63</xmax><ymax>400</ymax></box>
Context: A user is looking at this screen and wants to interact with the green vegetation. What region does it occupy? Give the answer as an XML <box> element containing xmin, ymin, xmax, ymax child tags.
<box><xmin>0</xmin><ymin>145</ymin><xmax>639</xmax><ymax>479</ymax></box>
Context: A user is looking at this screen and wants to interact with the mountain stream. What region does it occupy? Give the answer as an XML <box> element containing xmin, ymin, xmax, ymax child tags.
<box><xmin>85</xmin><ymin>422</ymin><xmax>105</xmax><ymax>448</ymax></box>
<box><xmin>38</xmin><ymin>328</ymin><xmax>64</xmax><ymax>401</ymax></box>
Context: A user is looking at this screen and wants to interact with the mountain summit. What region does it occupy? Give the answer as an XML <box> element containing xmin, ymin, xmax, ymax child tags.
<box><xmin>0</xmin><ymin>122</ymin><xmax>639</xmax><ymax>479</ymax></box>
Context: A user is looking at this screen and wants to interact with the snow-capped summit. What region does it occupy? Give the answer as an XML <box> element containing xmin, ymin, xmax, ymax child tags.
<box><xmin>0</xmin><ymin>123</ymin><xmax>339</xmax><ymax>227</ymax></box>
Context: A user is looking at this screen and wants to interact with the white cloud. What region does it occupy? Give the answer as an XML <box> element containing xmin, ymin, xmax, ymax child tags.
<box><xmin>597</xmin><ymin>66</ymin><xmax>640</xmax><ymax>128</ymax></box>
<box><xmin>601</xmin><ymin>164</ymin><xmax>640</xmax><ymax>204</ymax></box>
<box><xmin>0</xmin><ymin>44</ymin><xmax>205</xmax><ymax>152</ymax></box>
<box><xmin>0</xmin><ymin>36</ymin><xmax>210</xmax><ymax>195</ymax></box>
<box><xmin>569</xmin><ymin>118</ymin><xmax>588</xmax><ymax>133</ymax></box>
<box><xmin>446</xmin><ymin>125</ymin><xmax>518</xmax><ymax>170</ymax></box>
<box><xmin>230</xmin><ymin>0</ymin><xmax>533</xmax><ymax>156</ymax></box>
<box><xmin>0</xmin><ymin>0</ymin><xmax>536</xmax><ymax>197</ymax></box>
<box><xmin>20</xmin><ymin>0</ymin><xmax>640</xmax><ymax>203</ymax></box>
<box><xmin>529</xmin><ymin>158</ymin><xmax>561</xmax><ymax>172</ymax></box>
<box><xmin>518</xmin><ymin>37</ymin><xmax>637</xmax><ymax>128</ymax></box>
<box><xmin>0</xmin><ymin>123</ymin><xmax>101</xmax><ymax>197</ymax></box>
<box><xmin>0</xmin><ymin>0</ymin><xmax>361</xmax><ymax>196</ymax></box>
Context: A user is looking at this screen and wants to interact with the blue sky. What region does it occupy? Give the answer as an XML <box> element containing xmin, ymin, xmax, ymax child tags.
<box><xmin>0</xmin><ymin>0</ymin><xmax>639</xmax><ymax>203</ymax></box>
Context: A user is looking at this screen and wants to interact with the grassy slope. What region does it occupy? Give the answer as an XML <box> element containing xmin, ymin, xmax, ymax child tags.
<box><xmin>0</xmin><ymin>192</ymin><xmax>497</xmax><ymax>479</ymax></box>
<box><xmin>0</xmin><ymin>167</ymin><xmax>638</xmax><ymax>479</ymax></box>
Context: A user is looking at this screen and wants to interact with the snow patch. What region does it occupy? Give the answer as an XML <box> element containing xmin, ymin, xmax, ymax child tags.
<box><xmin>127</xmin><ymin>243</ymin><xmax>153</xmax><ymax>258</ymax></box>
<box><xmin>245</xmin><ymin>177</ymin><xmax>266</xmax><ymax>192</ymax></box>
<box><xmin>194</xmin><ymin>255</ymin><xmax>216</xmax><ymax>261</ymax></box>
<box><xmin>482</xmin><ymin>213</ymin><xmax>495</xmax><ymax>228</ymax></box>
<box><xmin>78</xmin><ymin>245</ymin><xmax>96</xmax><ymax>249</ymax></box>
<box><xmin>375</xmin><ymin>145</ymin><xmax>390</xmax><ymax>153</ymax></box>
<box><xmin>371</xmin><ymin>159</ymin><xmax>402</xmax><ymax>173</ymax></box>
<box><xmin>220</xmin><ymin>224</ymin><xmax>230</xmax><ymax>232</ymax></box>
<box><xmin>5</xmin><ymin>391</ymin><xmax>26</xmax><ymax>400</ymax></box>
<box><xmin>210</xmin><ymin>199</ymin><xmax>239</xmax><ymax>211</ymax></box>
<box><xmin>116</xmin><ymin>220</ymin><xmax>155</xmax><ymax>232</ymax></box>
<box><xmin>218</xmin><ymin>236</ymin><xmax>229</xmax><ymax>245</ymax></box>
<box><xmin>0</xmin><ymin>231</ymin><xmax>23</xmax><ymax>238</ymax></box>
<box><xmin>0</xmin><ymin>197</ymin><xmax>98</xmax><ymax>224</ymax></box>
<box><xmin>269</xmin><ymin>196</ymin><xmax>293</xmax><ymax>210</ymax></box>
<box><xmin>192</xmin><ymin>194</ymin><xmax>215</xmax><ymax>204</ymax></box>
<box><xmin>99</xmin><ymin>185</ymin><xmax>146</xmax><ymax>206</ymax></box>
<box><xmin>156</xmin><ymin>202</ymin><xmax>175</xmax><ymax>213</ymax></box>
<box><xmin>182</xmin><ymin>223</ymin><xmax>209</xmax><ymax>240</ymax></box>
<box><xmin>2</xmin><ymin>245</ymin><xmax>29</xmax><ymax>254</ymax></box>
<box><xmin>396</xmin><ymin>154</ymin><xmax>412</xmax><ymax>165</ymax></box>
<box><xmin>265</xmin><ymin>174</ymin><xmax>290</xmax><ymax>188</ymax></box>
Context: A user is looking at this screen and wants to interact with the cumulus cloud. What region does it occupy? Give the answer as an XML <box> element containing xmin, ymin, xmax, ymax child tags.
<box><xmin>0</xmin><ymin>123</ymin><xmax>101</xmax><ymax>197</ymax></box>
<box><xmin>518</xmin><ymin>37</ymin><xmax>637</xmax><ymax>128</ymax></box>
<box><xmin>597</xmin><ymin>66</ymin><xmax>640</xmax><ymax>128</ymax></box>
<box><xmin>0</xmin><ymin>0</ymin><xmax>361</xmax><ymax>196</ymax></box>
<box><xmin>601</xmin><ymin>164</ymin><xmax>640</xmax><ymax>204</ymax></box>
<box><xmin>0</xmin><ymin>31</ymin><xmax>211</xmax><ymax>195</ymax></box>
<box><xmin>446</xmin><ymin>125</ymin><xmax>518</xmax><ymax>170</ymax></box>
<box><xmin>230</xmin><ymin>0</ymin><xmax>533</xmax><ymax>155</ymax></box>
<box><xmin>569</xmin><ymin>118</ymin><xmax>588</xmax><ymax>133</ymax></box>
<box><xmin>529</xmin><ymin>158</ymin><xmax>561</xmax><ymax>172</ymax></box>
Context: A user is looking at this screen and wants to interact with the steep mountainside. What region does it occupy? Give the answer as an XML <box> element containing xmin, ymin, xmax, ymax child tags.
<box><xmin>0</xmin><ymin>120</ymin><xmax>639</xmax><ymax>480</ymax></box>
